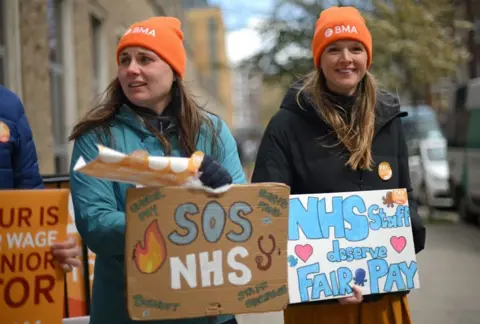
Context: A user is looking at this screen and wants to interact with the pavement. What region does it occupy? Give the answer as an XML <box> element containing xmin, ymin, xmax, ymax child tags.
<box><xmin>409</xmin><ymin>221</ymin><xmax>480</xmax><ymax>324</ymax></box>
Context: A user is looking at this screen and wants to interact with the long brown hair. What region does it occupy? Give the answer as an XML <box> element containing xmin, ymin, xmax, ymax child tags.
<box><xmin>69</xmin><ymin>77</ymin><xmax>219</xmax><ymax>158</ymax></box>
<box><xmin>297</xmin><ymin>70</ymin><xmax>378</xmax><ymax>171</ymax></box>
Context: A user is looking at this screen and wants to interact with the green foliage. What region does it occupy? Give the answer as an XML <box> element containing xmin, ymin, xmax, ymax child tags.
<box><xmin>243</xmin><ymin>0</ymin><xmax>472</xmax><ymax>101</ymax></box>
<box><xmin>365</xmin><ymin>0</ymin><xmax>471</xmax><ymax>100</ymax></box>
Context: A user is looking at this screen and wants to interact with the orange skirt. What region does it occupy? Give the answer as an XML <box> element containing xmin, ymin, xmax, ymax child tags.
<box><xmin>284</xmin><ymin>295</ymin><xmax>412</xmax><ymax>324</ymax></box>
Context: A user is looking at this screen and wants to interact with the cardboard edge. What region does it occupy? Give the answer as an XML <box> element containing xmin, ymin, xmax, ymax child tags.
<box><xmin>125</xmin><ymin>277</ymin><xmax>139</xmax><ymax>322</ymax></box>
<box><xmin>124</xmin><ymin>189</ymin><xmax>136</xmax><ymax>321</ymax></box>
<box><xmin>124</xmin><ymin>183</ymin><xmax>291</xmax><ymax>202</ymax></box>
<box><xmin>125</xmin><ymin>182</ymin><xmax>291</xmax><ymax>192</ymax></box>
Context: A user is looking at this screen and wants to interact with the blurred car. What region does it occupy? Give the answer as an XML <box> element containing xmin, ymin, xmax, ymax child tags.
<box><xmin>401</xmin><ymin>104</ymin><xmax>451</xmax><ymax>208</ymax></box>
<box><xmin>401</xmin><ymin>104</ymin><xmax>445</xmax><ymax>145</ymax></box>
<box><xmin>415</xmin><ymin>138</ymin><xmax>453</xmax><ymax>208</ymax></box>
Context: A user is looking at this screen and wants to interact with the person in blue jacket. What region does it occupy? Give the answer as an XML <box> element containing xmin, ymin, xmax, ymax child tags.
<box><xmin>0</xmin><ymin>84</ymin><xmax>45</xmax><ymax>189</ymax></box>
<box><xmin>68</xmin><ymin>17</ymin><xmax>246</xmax><ymax>324</ymax></box>
<box><xmin>0</xmin><ymin>85</ymin><xmax>81</xmax><ymax>271</ymax></box>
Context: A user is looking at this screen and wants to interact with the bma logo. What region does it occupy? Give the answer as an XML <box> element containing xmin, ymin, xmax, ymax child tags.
<box><xmin>123</xmin><ymin>26</ymin><xmax>156</xmax><ymax>37</ymax></box>
<box><xmin>325</xmin><ymin>25</ymin><xmax>358</xmax><ymax>38</ymax></box>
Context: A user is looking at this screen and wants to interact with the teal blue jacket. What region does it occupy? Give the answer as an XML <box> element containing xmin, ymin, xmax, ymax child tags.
<box><xmin>70</xmin><ymin>106</ymin><xmax>246</xmax><ymax>324</ymax></box>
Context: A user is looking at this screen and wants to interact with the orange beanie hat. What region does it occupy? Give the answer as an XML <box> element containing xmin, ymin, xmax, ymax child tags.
<box><xmin>116</xmin><ymin>17</ymin><xmax>186</xmax><ymax>79</ymax></box>
<box><xmin>312</xmin><ymin>6</ymin><xmax>372</xmax><ymax>69</ymax></box>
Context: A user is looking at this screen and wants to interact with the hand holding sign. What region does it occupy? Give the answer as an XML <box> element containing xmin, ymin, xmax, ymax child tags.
<box><xmin>51</xmin><ymin>236</ymin><xmax>82</xmax><ymax>272</ymax></box>
<box><xmin>338</xmin><ymin>285</ymin><xmax>363</xmax><ymax>305</ymax></box>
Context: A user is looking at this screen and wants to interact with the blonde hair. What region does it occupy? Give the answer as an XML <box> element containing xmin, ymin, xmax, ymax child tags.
<box><xmin>296</xmin><ymin>70</ymin><xmax>378</xmax><ymax>171</ymax></box>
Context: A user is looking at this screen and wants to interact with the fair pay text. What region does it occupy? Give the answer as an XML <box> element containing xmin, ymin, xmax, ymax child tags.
<box><xmin>289</xmin><ymin>195</ymin><xmax>418</xmax><ymax>301</ymax></box>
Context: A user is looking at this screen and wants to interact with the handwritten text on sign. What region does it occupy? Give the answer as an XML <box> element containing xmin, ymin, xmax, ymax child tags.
<box><xmin>125</xmin><ymin>185</ymin><xmax>289</xmax><ymax>320</ymax></box>
<box><xmin>0</xmin><ymin>190</ymin><xmax>68</xmax><ymax>323</ymax></box>
<box><xmin>287</xmin><ymin>189</ymin><xmax>420</xmax><ymax>303</ymax></box>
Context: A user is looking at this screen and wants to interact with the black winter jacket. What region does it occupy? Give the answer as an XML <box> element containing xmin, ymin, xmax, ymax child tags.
<box><xmin>251</xmin><ymin>82</ymin><xmax>426</xmax><ymax>303</ymax></box>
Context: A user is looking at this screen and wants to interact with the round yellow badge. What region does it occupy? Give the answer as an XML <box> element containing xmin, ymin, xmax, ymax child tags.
<box><xmin>378</xmin><ymin>161</ymin><xmax>392</xmax><ymax>181</ymax></box>
<box><xmin>0</xmin><ymin>121</ymin><xmax>10</xmax><ymax>143</ymax></box>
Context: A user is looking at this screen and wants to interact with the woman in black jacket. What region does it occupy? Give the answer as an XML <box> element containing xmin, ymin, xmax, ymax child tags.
<box><xmin>251</xmin><ymin>6</ymin><xmax>426</xmax><ymax>324</ymax></box>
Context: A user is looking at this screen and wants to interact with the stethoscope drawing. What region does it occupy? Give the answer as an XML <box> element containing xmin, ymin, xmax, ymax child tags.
<box><xmin>256</xmin><ymin>234</ymin><xmax>277</xmax><ymax>271</ymax></box>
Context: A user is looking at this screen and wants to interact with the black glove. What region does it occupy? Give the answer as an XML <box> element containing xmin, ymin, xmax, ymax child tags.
<box><xmin>199</xmin><ymin>155</ymin><xmax>233</xmax><ymax>189</ymax></box>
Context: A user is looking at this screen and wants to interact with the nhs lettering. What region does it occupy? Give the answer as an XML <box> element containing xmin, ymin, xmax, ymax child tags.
<box><xmin>287</xmin><ymin>189</ymin><xmax>420</xmax><ymax>304</ymax></box>
<box><xmin>324</xmin><ymin>25</ymin><xmax>358</xmax><ymax>38</ymax></box>
<box><xmin>123</xmin><ymin>26</ymin><xmax>156</xmax><ymax>37</ymax></box>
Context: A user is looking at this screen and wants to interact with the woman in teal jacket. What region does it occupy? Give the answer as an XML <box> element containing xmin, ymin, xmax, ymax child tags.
<box><xmin>68</xmin><ymin>17</ymin><xmax>246</xmax><ymax>324</ymax></box>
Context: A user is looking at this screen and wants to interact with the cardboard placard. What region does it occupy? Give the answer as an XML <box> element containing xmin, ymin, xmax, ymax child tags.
<box><xmin>125</xmin><ymin>183</ymin><xmax>290</xmax><ymax>321</ymax></box>
<box><xmin>287</xmin><ymin>188</ymin><xmax>420</xmax><ymax>303</ymax></box>
<box><xmin>0</xmin><ymin>189</ymin><xmax>69</xmax><ymax>323</ymax></box>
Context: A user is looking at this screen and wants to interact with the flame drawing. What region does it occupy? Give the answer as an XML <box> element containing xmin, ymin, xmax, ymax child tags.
<box><xmin>134</xmin><ymin>220</ymin><xmax>167</xmax><ymax>274</ymax></box>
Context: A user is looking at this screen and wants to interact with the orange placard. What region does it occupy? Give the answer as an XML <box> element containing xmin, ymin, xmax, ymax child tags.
<box><xmin>0</xmin><ymin>189</ymin><xmax>69</xmax><ymax>324</ymax></box>
<box><xmin>64</xmin><ymin>192</ymin><xmax>96</xmax><ymax>317</ymax></box>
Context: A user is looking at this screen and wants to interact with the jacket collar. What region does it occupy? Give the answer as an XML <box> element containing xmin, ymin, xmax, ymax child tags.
<box><xmin>115</xmin><ymin>101</ymin><xmax>178</xmax><ymax>137</ymax></box>
<box><xmin>280</xmin><ymin>80</ymin><xmax>406</xmax><ymax>137</ymax></box>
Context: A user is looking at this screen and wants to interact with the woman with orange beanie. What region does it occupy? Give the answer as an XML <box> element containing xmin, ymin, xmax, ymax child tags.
<box><xmin>251</xmin><ymin>6</ymin><xmax>426</xmax><ymax>324</ymax></box>
<box><xmin>68</xmin><ymin>17</ymin><xmax>245</xmax><ymax>324</ymax></box>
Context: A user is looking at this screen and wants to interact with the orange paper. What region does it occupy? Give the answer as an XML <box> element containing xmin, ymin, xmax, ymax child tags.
<box><xmin>74</xmin><ymin>145</ymin><xmax>204</xmax><ymax>187</ymax></box>
<box><xmin>0</xmin><ymin>189</ymin><xmax>69</xmax><ymax>324</ymax></box>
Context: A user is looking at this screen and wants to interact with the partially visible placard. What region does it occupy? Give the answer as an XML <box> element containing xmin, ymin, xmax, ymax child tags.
<box><xmin>0</xmin><ymin>189</ymin><xmax>69</xmax><ymax>323</ymax></box>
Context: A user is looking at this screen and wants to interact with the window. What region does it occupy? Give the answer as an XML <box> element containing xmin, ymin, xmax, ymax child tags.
<box><xmin>0</xmin><ymin>0</ymin><xmax>6</xmax><ymax>85</ymax></box>
<box><xmin>116</xmin><ymin>26</ymin><xmax>126</xmax><ymax>44</ymax></box>
<box><xmin>89</xmin><ymin>1</ymin><xmax>108</xmax><ymax>103</ymax></box>
<box><xmin>91</xmin><ymin>15</ymin><xmax>102</xmax><ymax>101</ymax></box>
<box><xmin>426</xmin><ymin>147</ymin><xmax>447</xmax><ymax>162</ymax></box>
<box><xmin>467</xmin><ymin>110</ymin><xmax>480</xmax><ymax>149</ymax></box>
<box><xmin>48</xmin><ymin>0</ymin><xmax>68</xmax><ymax>174</ymax></box>
<box><xmin>474</xmin><ymin>18</ymin><xmax>480</xmax><ymax>45</ymax></box>
<box><xmin>445</xmin><ymin>85</ymin><xmax>468</xmax><ymax>148</ymax></box>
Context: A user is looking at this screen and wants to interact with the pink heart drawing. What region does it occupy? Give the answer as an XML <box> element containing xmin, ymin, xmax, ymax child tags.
<box><xmin>295</xmin><ymin>244</ymin><xmax>313</xmax><ymax>263</ymax></box>
<box><xmin>390</xmin><ymin>236</ymin><xmax>407</xmax><ymax>253</ymax></box>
